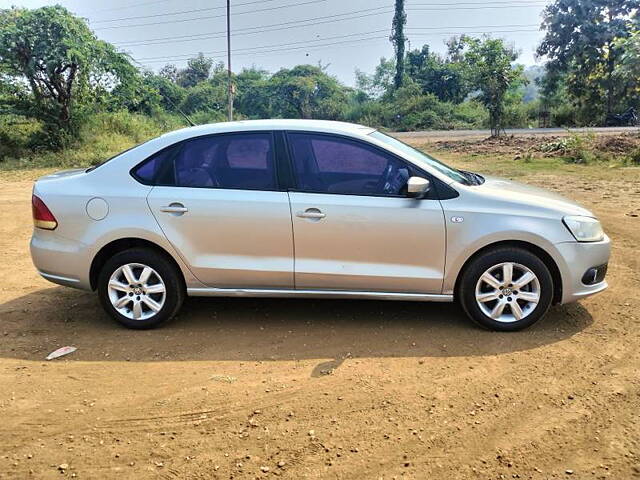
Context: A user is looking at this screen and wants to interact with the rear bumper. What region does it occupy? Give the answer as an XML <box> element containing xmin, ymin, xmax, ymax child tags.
<box><xmin>555</xmin><ymin>236</ymin><xmax>611</xmax><ymax>304</ymax></box>
<box><xmin>30</xmin><ymin>230</ymin><xmax>92</xmax><ymax>290</ymax></box>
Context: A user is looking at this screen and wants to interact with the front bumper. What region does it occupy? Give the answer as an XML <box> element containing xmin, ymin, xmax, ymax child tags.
<box><xmin>555</xmin><ymin>235</ymin><xmax>611</xmax><ymax>304</ymax></box>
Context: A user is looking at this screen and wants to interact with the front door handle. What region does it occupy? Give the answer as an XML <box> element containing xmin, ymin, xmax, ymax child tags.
<box><xmin>296</xmin><ymin>208</ymin><xmax>326</xmax><ymax>220</ymax></box>
<box><xmin>160</xmin><ymin>203</ymin><xmax>188</xmax><ymax>215</ymax></box>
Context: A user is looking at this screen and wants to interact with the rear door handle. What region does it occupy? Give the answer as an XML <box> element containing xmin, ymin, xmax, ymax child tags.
<box><xmin>296</xmin><ymin>208</ymin><xmax>326</xmax><ymax>219</ymax></box>
<box><xmin>160</xmin><ymin>203</ymin><xmax>188</xmax><ymax>215</ymax></box>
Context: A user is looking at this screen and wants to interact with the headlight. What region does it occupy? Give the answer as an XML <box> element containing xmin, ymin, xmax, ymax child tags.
<box><xmin>563</xmin><ymin>216</ymin><xmax>604</xmax><ymax>242</ymax></box>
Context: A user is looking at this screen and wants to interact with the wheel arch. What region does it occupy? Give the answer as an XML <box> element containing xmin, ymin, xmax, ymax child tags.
<box><xmin>89</xmin><ymin>238</ymin><xmax>186</xmax><ymax>291</ymax></box>
<box><xmin>453</xmin><ymin>240</ymin><xmax>563</xmax><ymax>305</ymax></box>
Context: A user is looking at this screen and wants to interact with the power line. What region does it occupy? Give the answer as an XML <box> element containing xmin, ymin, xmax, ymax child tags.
<box><xmin>114</xmin><ymin>7</ymin><xmax>394</xmax><ymax>45</ymax></box>
<box><xmin>135</xmin><ymin>30</ymin><xmax>392</xmax><ymax>60</ymax></box>
<box><xmin>412</xmin><ymin>4</ymin><xmax>545</xmax><ymax>10</ymax></box>
<box><xmin>97</xmin><ymin>1</ymin><xmax>545</xmax><ymax>31</ymax></box>
<box><xmin>409</xmin><ymin>23</ymin><xmax>538</xmax><ymax>29</ymax></box>
<box><xmin>132</xmin><ymin>25</ymin><xmax>538</xmax><ymax>61</ymax></box>
<box><xmin>90</xmin><ymin>0</ymin><xmax>183</xmax><ymax>14</ymax></box>
<box><xmin>91</xmin><ymin>0</ymin><xmax>545</xmax><ymax>24</ymax></box>
<box><xmin>92</xmin><ymin>0</ymin><xmax>328</xmax><ymax>30</ymax></box>
<box><xmin>131</xmin><ymin>28</ymin><xmax>540</xmax><ymax>65</ymax></box>
<box><xmin>116</xmin><ymin>18</ymin><xmax>538</xmax><ymax>49</ymax></box>
<box><xmin>133</xmin><ymin>36</ymin><xmax>390</xmax><ymax>64</ymax></box>
<box><xmin>91</xmin><ymin>0</ymin><xmax>323</xmax><ymax>24</ymax></box>
<box><xmin>412</xmin><ymin>0</ymin><xmax>546</xmax><ymax>4</ymax></box>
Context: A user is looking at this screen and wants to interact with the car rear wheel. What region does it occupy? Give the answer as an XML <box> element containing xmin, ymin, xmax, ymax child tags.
<box><xmin>98</xmin><ymin>248</ymin><xmax>184</xmax><ymax>329</ymax></box>
<box><xmin>458</xmin><ymin>247</ymin><xmax>554</xmax><ymax>331</ymax></box>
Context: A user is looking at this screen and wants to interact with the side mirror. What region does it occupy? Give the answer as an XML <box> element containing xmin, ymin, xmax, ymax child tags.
<box><xmin>407</xmin><ymin>176</ymin><xmax>431</xmax><ymax>198</ymax></box>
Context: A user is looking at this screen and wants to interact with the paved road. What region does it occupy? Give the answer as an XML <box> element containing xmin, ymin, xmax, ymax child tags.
<box><xmin>394</xmin><ymin>126</ymin><xmax>640</xmax><ymax>140</ymax></box>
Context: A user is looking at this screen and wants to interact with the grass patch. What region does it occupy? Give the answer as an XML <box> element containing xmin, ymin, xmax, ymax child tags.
<box><xmin>0</xmin><ymin>111</ymin><xmax>185</xmax><ymax>171</ymax></box>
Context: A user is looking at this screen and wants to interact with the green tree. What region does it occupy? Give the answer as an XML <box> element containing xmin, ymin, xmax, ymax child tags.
<box><xmin>405</xmin><ymin>45</ymin><xmax>469</xmax><ymax>103</ymax></box>
<box><xmin>390</xmin><ymin>0</ymin><xmax>406</xmax><ymax>89</ymax></box>
<box><xmin>537</xmin><ymin>0</ymin><xmax>640</xmax><ymax>118</ymax></box>
<box><xmin>235</xmin><ymin>67</ymin><xmax>273</xmax><ymax>119</ymax></box>
<box><xmin>159</xmin><ymin>63</ymin><xmax>179</xmax><ymax>83</ymax></box>
<box><xmin>614</xmin><ymin>30</ymin><xmax>640</xmax><ymax>104</ymax></box>
<box><xmin>179</xmin><ymin>82</ymin><xmax>226</xmax><ymax>115</ymax></box>
<box><xmin>176</xmin><ymin>53</ymin><xmax>213</xmax><ymax>88</ymax></box>
<box><xmin>269</xmin><ymin>65</ymin><xmax>347</xmax><ymax>119</ymax></box>
<box><xmin>143</xmin><ymin>73</ymin><xmax>187</xmax><ymax>113</ymax></box>
<box><xmin>463</xmin><ymin>37</ymin><xmax>525</xmax><ymax>136</ymax></box>
<box><xmin>0</xmin><ymin>6</ymin><xmax>136</xmax><ymax>146</ymax></box>
<box><xmin>355</xmin><ymin>57</ymin><xmax>395</xmax><ymax>99</ymax></box>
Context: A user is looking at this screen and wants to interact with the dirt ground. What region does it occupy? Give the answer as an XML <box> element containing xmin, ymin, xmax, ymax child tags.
<box><xmin>1</xmin><ymin>145</ymin><xmax>640</xmax><ymax>479</ymax></box>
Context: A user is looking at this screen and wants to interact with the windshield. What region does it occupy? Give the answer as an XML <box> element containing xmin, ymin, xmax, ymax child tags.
<box><xmin>369</xmin><ymin>130</ymin><xmax>471</xmax><ymax>185</ymax></box>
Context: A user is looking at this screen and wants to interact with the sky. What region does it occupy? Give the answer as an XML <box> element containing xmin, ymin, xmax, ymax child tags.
<box><xmin>1</xmin><ymin>0</ymin><xmax>550</xmax><ymax>86</ymax></box>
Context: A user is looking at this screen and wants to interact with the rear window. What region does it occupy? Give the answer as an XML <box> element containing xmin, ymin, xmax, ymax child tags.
<box><xmin>132</xmin><ymin>145</ymin><xmax>179</xmax><ymax>185</ymax></box>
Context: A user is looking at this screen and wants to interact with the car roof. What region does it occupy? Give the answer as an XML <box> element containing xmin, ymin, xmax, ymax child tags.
<box><xmin>160</xmin><ymin>119</ymin><xmax>376</xmax><ymax>142</ymax></box>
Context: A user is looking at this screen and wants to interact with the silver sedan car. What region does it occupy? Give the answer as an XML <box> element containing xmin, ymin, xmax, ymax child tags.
<box><xmin>30</xmin><ymin>120</ymin><xmax>610</xmax><ymax>331</ymax></box>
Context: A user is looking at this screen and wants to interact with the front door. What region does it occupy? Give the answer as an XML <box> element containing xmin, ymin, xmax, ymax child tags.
<box><xmin>286</xmin><ymin>132</ymin><xmax>446</xmax><ymax>293</ymax></box>
<box><xmin>145</xmin><ymin>132</ymin><xmax>294</xmax><ymax>288</ymax></box>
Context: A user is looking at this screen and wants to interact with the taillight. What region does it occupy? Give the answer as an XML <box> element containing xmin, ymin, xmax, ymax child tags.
<box><xmin>32</xmin><ymin>195</ymin><xmax>58</xmax><ymax>230</ymax></box>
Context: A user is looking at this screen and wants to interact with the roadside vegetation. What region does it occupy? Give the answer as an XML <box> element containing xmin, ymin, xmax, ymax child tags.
<box><xmin>0</xmin><ymin>0</ymin><xmax>639</xmax><ymax>170</ymax></box>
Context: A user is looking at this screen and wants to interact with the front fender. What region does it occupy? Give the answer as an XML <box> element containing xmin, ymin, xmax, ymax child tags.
<box><xmin>441</xmin><ymin>207</ymin><xmax>573</xmax><ymax>295</ymax></box>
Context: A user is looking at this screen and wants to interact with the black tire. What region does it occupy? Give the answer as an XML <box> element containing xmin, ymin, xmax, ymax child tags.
<box><xmin>458</xmin><ymin>247</ymin><xmax>554</xmax><ymax>331</ymax></box>
<box><xmin>97</xmin><ymin>247</ymin><xmax>184</xmax><ymax>329</ymax></box>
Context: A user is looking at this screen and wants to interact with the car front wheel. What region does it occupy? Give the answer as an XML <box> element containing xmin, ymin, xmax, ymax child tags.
<box><xmin>97</xmin><ymin>248</ymin><xmax>184</xmax><ymax>329</ymax></box>
<box><xmin>458</xmin><ymin>247</ymin><xmax>554</xmax><ymax>331</ymax></box>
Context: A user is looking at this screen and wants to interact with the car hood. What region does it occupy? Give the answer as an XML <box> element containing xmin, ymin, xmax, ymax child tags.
<box><xmin>474</xmin><ymin>175</ymin><xmax>594</xmax><ymax>217</ymax></box>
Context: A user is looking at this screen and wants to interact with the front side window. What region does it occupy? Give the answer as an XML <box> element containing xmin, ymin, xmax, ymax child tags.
<box><xmin>132</xmin><ymin>132</ymin><xmax>277</xmax><ymax>190</ymax></box>
<box><xmin>288</xmin><ymin>133</ymin><xmax>413</xmax><ymax>196</ymax></box>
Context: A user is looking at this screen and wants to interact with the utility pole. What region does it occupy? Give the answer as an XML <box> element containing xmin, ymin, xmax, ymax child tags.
<box><xmin>226</xmin><ymin>0</ymin><xmax>233</xmax><ymax>121</ymax></box>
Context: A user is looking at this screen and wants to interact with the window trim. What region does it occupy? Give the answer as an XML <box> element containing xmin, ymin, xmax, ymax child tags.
<box><xmin>282</xmin><ymin>130</ymin><xmax>442</xmax><ymax>200</ymax></box>
<box><xmin>130</xmin><ymin>131</ymin><xmax>284</xmax><ymax>192</ymax></box>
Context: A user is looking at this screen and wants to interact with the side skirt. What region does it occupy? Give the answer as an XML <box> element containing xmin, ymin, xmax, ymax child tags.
<box><xmin>187</xmin><ymin>287</ymin><xmax>454</xmax><ymax>302</ymax></box>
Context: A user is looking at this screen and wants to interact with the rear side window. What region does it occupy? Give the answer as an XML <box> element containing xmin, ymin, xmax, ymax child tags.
<box><xmin>132</xmin><ymin>145</ymin><xmax>178</xmax><ymax>185</ymax></box>
<box><xmin>131</xmin><ymin>133</ymin><xmax>277</xmax><ymax>190</ymax></box>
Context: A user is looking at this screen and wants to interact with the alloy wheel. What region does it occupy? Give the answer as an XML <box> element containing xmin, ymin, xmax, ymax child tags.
<box><xmin>107</xmin><ymin>263</ymin><xmax>166</xmax><ymax>320</ymax></box>
<box><xmin>474</xmin><ymin>262</ymin><xmax>541</xmax><ymax>323</ymax></box>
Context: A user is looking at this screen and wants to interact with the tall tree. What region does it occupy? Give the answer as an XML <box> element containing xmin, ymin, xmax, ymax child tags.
<box><xmin>176</xmin><ymin>53</ymin><xmax>213</xmax><ymax>88</ymax></box>
<box><xmin>390</xmin><ymin>0</ymin><xmax>406</xmax><ymax>89</ymax></box>
<box><xmin>537</xmin><ymin>0</ymin><xmax>640</xmax><ymax>117</ymax></box>
<box><xmin>463</xmin><ymin>37</ymin><xmax>524</xmax><ymax>136</ymax></box>
<box><xmin>0</xmin><ymin>6</ymin><xmax>136</xmax><ymax>145</ymax></box>
<box><xmin>269</xmin><ymin>65</ymin><xmax>347</xmax><ymax>119</ymax></box>
<box><xmin>405</xmin><ymin>45</ymin><xmax>469</xmax><ymax>103</ymax></box>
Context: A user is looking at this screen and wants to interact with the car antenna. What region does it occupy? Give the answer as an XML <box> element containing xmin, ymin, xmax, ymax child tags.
<box><xmin>165</xmin><ymin>96</ymin><xmax>196</xmax><ymax>127</ymax></box>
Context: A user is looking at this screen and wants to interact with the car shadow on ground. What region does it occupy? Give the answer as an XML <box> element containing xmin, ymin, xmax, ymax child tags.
<box><xmin>0</xmin><ymin>286</ymin><xmax>594</xmax><ymax>369</ymax></box>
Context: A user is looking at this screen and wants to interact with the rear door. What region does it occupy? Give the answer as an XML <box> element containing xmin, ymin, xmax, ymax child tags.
<box><xmin>141</xmin><ymin>132</ymin><xmax>294</xmax><ymax>288</ymax></box>
<box><xmin>286</xmin><ymin>132</ymin><xmax>446</xmax><ymax>293</ymax></box>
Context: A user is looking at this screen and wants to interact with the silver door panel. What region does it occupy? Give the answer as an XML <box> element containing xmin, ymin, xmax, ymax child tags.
<box><xmin>148</xmin><ymin>187</ymin><xmax>294</xmax><ymax>288</ymax></box>
<box><xmin>289</xmin><ymin>192</ymin><xmax>446</xmax><ymax>293</ymax></box>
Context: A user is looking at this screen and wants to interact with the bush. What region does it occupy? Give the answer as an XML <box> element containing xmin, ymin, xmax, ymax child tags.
<box><xmin>626</xmin><ymin>148</ymin><xmax>640</xmax><ymax>165</ymax></box>
<box><xmin>503</xmin><ymin>100</ymin><xmax>539</xmax><ymax>129</ymax></box>
<box><xmin>540</xmin><ymin>131</ymin><xmax>604</xmax><ymax>164</ymax></box>
<box><xmin>551</xmin><ymin>103</ymin><xmax>579</xmax><ymax>128</ymax></box>
<box><xmin>0</xmin><ymin>116</ymin><xmax>42</xmax><ymax>160</ymax></box>
<box><xmin>0</xmin><ymin>111</ymin><xmax>185</xmax><ymax>170</ymax></box>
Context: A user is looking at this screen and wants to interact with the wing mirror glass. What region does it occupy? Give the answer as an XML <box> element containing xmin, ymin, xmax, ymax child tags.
<box><xmin>407</xmin><ymin>176</ymin><xmax>431</xmax><ymax>198</ymax></box>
